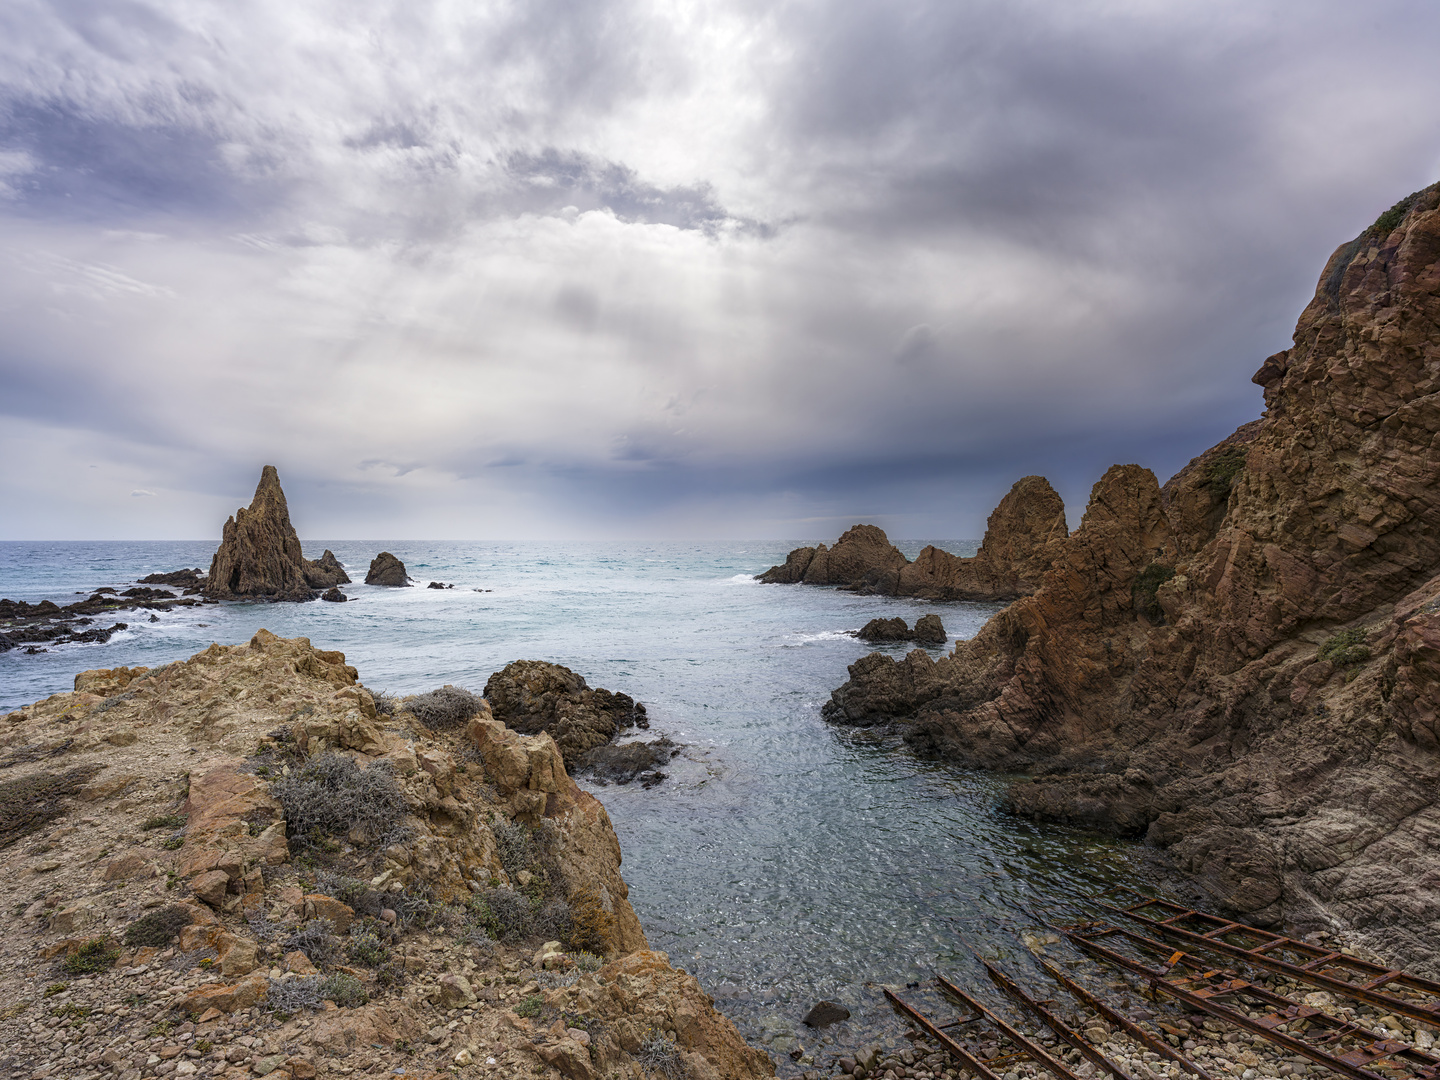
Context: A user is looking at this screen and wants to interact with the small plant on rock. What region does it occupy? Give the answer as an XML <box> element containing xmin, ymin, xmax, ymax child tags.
<box><xmin>514</xmin><ymin>994</ymin><xmax>544</xmax><ymax>1019</ymax></box>
<box><xmin>60</xmin><ymin>938</ymin><xmax>121</xmax><ymax>975</ymax></box>
<box><xmin>320</xmin><ymin>972</ymin><xmax>369</xmax><ymax>1008</ymax></box>
<box><xmin>1203</xmin><ymin>445</ymin><xmax>1248</xmax><ymax>499</ymax></box>
<box><xmin>141</xmin><ymin>814</ymin><xmax>186</xmax><ymax>831</ymax></box>
<box><xmin>565</xmin><ymin>884</ymin><xmax>614</xmax><ymax>956</ymax></box>
<box><xmin>123</xmin><ymin>905</ymin><xmax>193</xmax><ymax>947</ymax></box>
<box><xmin>1132</xmin><ymin>563</ymin><xmax>1177</xmax><ymax>623</ymax></box>
<box><xmin>0</xmin><ymin>765</ymin><xmax>104</xmax><ymax>849</ymax></box>
<box><xmin>42</xmin><ymin>983</ymin><xmax>68</xmax><ymax>998</ymax></box>
<box><xmin>637</xmin><ymin>1031</ymin><xmax>685</xmax><ymax>1080</ymax></box>
<box><xmin>1318</xmin><ymin>627</ymin><xmax>1371</xmax><ymax>667</ymax></box>
<box><xmin>267</xmin><ymin>975</ymin><xmax>324</xmax><ymax>1018</ymax></box>
<box><xmin>469</xmin><ymin>887</ymin><xmax>534</xmax><ymax>942</ymax></box>
<box><xmin>284</xmin><ymin>917</ymin><xmax>339</xmax><ymax>966</ymax></box>
<box><xmin>346</xmin><ymin>927</ymin><xmax>392</xmax><ymax>968</ymax></box>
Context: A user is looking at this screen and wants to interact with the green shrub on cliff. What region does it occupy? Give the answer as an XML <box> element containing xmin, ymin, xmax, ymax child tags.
<box><xmin>1132</xmin><ymin>564</ymin><xmax>1177</xmax><ymax>623</ymax></box>
<box><xmin>1373</xmin><ymin>191</ymin><xmax>1421</xmax><ymax>235</ymax></box>
<box><xmin>59</xmin><ymin>938</ymin><xmax>121</xmax><ymax>976</ymax></box>
<box><xmin>1319</xmin><ymin>627</ymin><xmax>1371</xmax><ymax>667</ymax></box>
<box><xmin>1204</xmin><ymin>445</ymin><xmax>1248</xmax><ymax>499</ymax></box>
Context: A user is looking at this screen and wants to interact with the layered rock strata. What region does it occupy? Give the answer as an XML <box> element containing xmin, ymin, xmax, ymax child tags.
<box><xmin>756</xmin><ymin>477</ymin><xmax>1067</xmax><ymax>601</ymax></box>
<box><xmin>823</xmin><ymin>183</ymin><xmax>1440</xmax><ymax>972</ymax></box>
<box><xmin>0</xmin><ymin>632</ymin><xmax>772</xmax><ymax>1080</ymax></box>
<box><xmin>204</xmin><ymin>466</ymin><xmax>341</xmax><ymax>602</ymax></box>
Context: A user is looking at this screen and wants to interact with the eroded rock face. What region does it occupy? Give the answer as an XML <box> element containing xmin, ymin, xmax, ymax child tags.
<box><xmin>204</xmin><ymin>466</ymin><xmax>336</xmax><ymax>602</ymax></box>
<box><xmin>484</xmin><ymin>660</ymin><xmax>647</xmax><ymax>769</ymax></box>
<box><xmin>757</xmin><ymin>524</ymin><xmax>908</xmax><ymax>590</ymax></box>
<box><xmin>365</xmin><ymin>551</ymin><xmax>410</xmax><ymax>587</ymax></box>
<box><xmin>856</xmin><ymin>614</ymin><xmax>946</xmax><ymax>644</ymax></box>
<box><xmin>824</xmin><ymin>184</ymin><xmax>1440</xmax><ymax>973</ymax></box>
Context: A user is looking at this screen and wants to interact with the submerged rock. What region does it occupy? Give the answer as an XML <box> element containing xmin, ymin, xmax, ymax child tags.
<box><xmin>802</xmin><ymin>1000</ymin><xmax>851</xmax><ymax>1028</ymax></box>
<box><xmin>203</xmin><ymin>466</ymin><xmax>324</xmax><ymax>602</ymax></box>
<box><xmin>366</xmin><ymin>551</ymin><xmax>410</xmax><ymax>587</ymax></box>
<box><xmin>575</xmin><ymin>737</ymin><xmax>678</xmax><ymax>787</ymax></box>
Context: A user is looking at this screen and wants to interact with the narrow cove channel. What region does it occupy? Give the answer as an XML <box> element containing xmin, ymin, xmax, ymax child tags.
<box><xmin>0</xmin><ymin>539</ymin><xmax>1177</xmax><ymax>1071</ymax></box>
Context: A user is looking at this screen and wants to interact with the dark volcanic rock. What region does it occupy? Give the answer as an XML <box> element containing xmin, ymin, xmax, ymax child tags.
<box><xmin>575</xmin><ymin>737</ymin><xmax>678</xmax><ymax>787</ymax></box>
<box><xmin>856</xmin><ymin>615</ymin><xmax>946</xmax><ymax>644</ymax></box>
<box><xmin>139</xmin><ymin>569</ymin><xmax>204</xmax><ymax>587</ymax></box>
<box><xmin>426</xmin><ymin>581</ymin><xmax>453</xmax><ymax>590</ymax></box>
<box><xmin>484</xmin><ymin>660</ymin><xmax>647</xmax><ymax>768</ymax></box>
<box><xmin>304</xmin><ymin>549</ymin><xmax>351</xmax><ymax>589</ymax></box>
<box><xmin>802</xmin><ymin>1001</ymin><xmax>851</xmax><ymax>1028</ymax></box>
<box><xmin>366</xmin><ymin>552</ymin><xmax>410</xmax><ymax>587</ymax></box>
<box><xmin>758</xmin><ymin>524</ymin><xmax>908</xmax><ymax>591</ymax></box>
<box><xmin>321</xmin><ymin>587</ymin><xmax>347</xmax><ymax>602</ymax></box>
<box><xmin>203</xmin><ymin>466</ymin><xmax>318</xmax><ymax>601</ymax></box>
<box><xmin>822</xmin><ymin>183</ymin><xmax>1440</xmax><ymax>973</ymax></box>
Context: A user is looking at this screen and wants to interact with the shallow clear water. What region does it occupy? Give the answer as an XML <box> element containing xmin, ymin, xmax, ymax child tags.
<box><xmin>0</xmin><ymin>540</ymin><xmax>1167</xmax><ymax>1066</ymax></box>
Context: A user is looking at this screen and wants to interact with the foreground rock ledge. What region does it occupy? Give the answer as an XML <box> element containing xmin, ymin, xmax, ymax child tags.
<box><xmin>823</xmin><ymin>181</ymin><xmax>1440</xmax><ymax>976</ymax></box>
<box><xmin>0</xmin><ymin>631</ymin><xmax>773</xmax><ymax>1080</ymax></box>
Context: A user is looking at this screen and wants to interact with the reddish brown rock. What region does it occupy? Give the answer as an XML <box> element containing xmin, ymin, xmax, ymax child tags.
<box><xmin>483</xmin><ymin>660</ymin><xmax>647</xmax><ymax>768</ymax></box>
<box><xmin>823</xmin><ymin>183</ymin><xmax>1440</xmax><ymax>973</ymax></box>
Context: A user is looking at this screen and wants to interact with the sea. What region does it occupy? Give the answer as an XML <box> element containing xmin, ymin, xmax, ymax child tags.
<box><xmin>0</xmin><ymin>540</ymin><xmax>1172</xmax><ymax>1068</ymax></box>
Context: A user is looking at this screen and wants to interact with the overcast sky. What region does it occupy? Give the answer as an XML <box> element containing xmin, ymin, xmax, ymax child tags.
<box><xmin>2</xmin><ymin>0</ymin><xmax>1438</xmax><ymax>542</ymax></box>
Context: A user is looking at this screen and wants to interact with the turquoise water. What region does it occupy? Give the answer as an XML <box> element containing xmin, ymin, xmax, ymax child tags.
<box><xmin>0</xmin><ymin>541</ymin><xmax>1161</xmax><ymax>1067</ymax></box>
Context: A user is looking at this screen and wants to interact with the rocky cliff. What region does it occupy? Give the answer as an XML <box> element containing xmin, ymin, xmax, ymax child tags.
<box><xmin>755</xmin><ymin>477</ymin><xmax>1067</xmax><ymax>601</ymax></box>
<box><xmin>0</xmin><ymin>633</ymin><xmax>772</xmax><ymax>1080</ymax></box>
<box><xmin>823</xmin><ymin>182</ymin><xmax>1440</xmax><ymax>973</ymax></box>
<box><xmin>204</xmin><ymin>467</ymin><xmax>345</xmax><ymax>602</ymax></box>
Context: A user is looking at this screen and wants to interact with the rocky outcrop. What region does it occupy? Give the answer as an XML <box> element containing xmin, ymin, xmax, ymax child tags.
<box><xmin>757</xmin><ymin>524</ymin><xmax>908</xmax><ymax>590</ymax></box>
<box><xmin>365</xmin><ymin>551</ymin><xmax>410</xmax><ymax>587</ymax></box>
<box><xmin>756</xmin><ymin>478</ymin><xmax>1067</xmax><ymax>601</ymax></box>
<box><xmin>823</xmin><ymin>183</ymin><xmax>1440</xmax><ymax>973</ymax></box>
<box><xmin>856</xmin><ymin>614</ymin><xmax>946</xmax><ymax>644</ymax></box>
<box><xmin>204</xmin><ymin>466</ymin><xmax>342</xmax><ymax>602</ymax></box>
<box><xmin>484</xmin><ymin>660</ymin><xmax>648</xmax><ymax>769</ymax></box>
<box><xmin>304</xmin><ymin>549</ymin><xmax>350</xmax><ymax>589</ymax></box>
<box><xmin>0</xmin><ymin>633</ymin><xmax>772</xmax><ymax>1080</ymax></box>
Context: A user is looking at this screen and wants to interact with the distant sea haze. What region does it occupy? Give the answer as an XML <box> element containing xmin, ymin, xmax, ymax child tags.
<box><xmin>0</xmin><ymin>538</ymin><xmax>1160</xmax><ymax>1064</ymax></box>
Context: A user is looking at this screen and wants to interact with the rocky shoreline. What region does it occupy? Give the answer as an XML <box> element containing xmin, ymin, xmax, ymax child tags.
<box><xmin>814</xmin><ymin>182</ymin><xmax>1440</xmax><ymax>975</ymax></box>
<box><xmin>0</xmin><ymin>632</ymin><xmax>771</xmax><ymax>1080</ymax></box>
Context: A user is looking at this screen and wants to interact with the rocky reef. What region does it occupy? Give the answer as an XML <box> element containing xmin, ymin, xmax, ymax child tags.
<box><xmin>823</xmin><ymin>182</ymin><xmax>1440</xmax><ymax>972</ymax></box>
<box><xmin>204</xmin><ymin>467</ymin><xmax>349</xmax><ymax>602</ymax></box>
<box><xmin>756</xmin><ymin>478</ymin><xmax>1067</xmax><ymax>601</ymax></box>
<box><xmin>0</xmin><ymin>633</ymin><xmax>772</xmax><ymax>1080</ymax></box>
<box><xmin>365</xmin><ymin>552</ymin><xmax>410</xmax><ymax>587</ymax></box>
<box><xmin>855</xmin><ymin>615</ymin><xmax>945</xmax><ymax>645</ymax></box>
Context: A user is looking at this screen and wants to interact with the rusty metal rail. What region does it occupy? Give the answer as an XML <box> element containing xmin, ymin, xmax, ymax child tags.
<box><xmin>934</xmin><ymin>974</ymin><xmax>1088</xmax><ymax>1080</ymax></box>
<box><xmin>1105</xmin><ymin>896</ymin><xmax>1440</xmax><ymax>1030</ymax></box>
<box><xmin>1031</xmin><ymin>956</ymin><xmax>1215</xmax><ymax>1080</ymax></box>
<box><xmin>1058</xmin><ymin>923</ymin><xmax>1440</xmax><ymax>1080</ymax></box>
<box><xmin>975</xmin><ymin>956</ymin><xmax>1138</xmax><ymax>1080</ymax></box>
<box><xmin>883</xmin><ymin>987</ymin><xmax>1005</xmax><ymax>1080</ymax></box>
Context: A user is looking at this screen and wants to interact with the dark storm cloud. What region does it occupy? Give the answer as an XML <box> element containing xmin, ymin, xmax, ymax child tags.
<box><xmin>2</xmin><ymin>0</ymin><xmax>1439</xmax><ymax>538</ymax></box>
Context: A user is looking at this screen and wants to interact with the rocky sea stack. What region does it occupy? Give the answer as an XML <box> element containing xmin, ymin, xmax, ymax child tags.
<box><xmin>824</xmin><ymin>181</ymin><xmax>1440</xmax><ymax>972</ymax></box>
<box><xmin>203</xmin><ymin>466</ymin><xmax>348</xmax><ymax>602</ymax></box>
<box><xmin>365</xmin><ymin>552</ymin><xmax>409</xmax><ymax>587</ymax></box>
<box><xmin>757</xmin><ymin>476</ymin><xmax>1067</xmax><ymax>601</ymax></box>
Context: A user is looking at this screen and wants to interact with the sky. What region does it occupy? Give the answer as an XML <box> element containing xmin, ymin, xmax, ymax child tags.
<box><xmin>2</xmin><ymin>0</ymin><xmax>1439</xmax><ymax>542</ymax></box>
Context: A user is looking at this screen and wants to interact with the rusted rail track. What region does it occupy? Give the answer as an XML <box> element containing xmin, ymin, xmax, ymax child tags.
<box><xmin>934</xmin><ymin>974</ymin><xmax>1089</xmax><ymax>1080</ymax></box>
<box><xmin>1103</xmin><ymin>895</ymin><xmax>1440</xmax><ymax>1030</ymax></box>
<box><xmin>882</xmin><ymin>987</ymin><xmax>1005</xmax><ymax>1080</ymax></box>
<box><xmin>1058</xmin><ymin>922</ymin><xmax>1440</xmax><ymax>1080</ymax></box>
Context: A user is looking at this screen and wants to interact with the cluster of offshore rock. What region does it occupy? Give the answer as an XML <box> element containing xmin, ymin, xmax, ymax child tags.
<box><xmin>0</xmin><ymin>633</ymin><xmax>770</xmax><ymax>1080</ymax></box>
<box><xmin>201</xmin><ymin>466</ymin><xmax>412</xmax><ymax>602</ymax></box>
<box><xmin>820</xmin><ymin>182</ymin><xmax>1440</xmax><ymax>972</ymax></box>
<box><xmin>757</xmin><ymin>476</ymin><xmax>1067</xmax><ymax>601</ymax></box>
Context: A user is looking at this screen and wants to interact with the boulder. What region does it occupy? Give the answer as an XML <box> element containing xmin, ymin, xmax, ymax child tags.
<box><xmin>304</xmin><ymin>549</ymin><xmax>350</xmax><ymax>589</ymax></box>
<box><xmin>483</xmin><ymin>660</ymin><xmax>647</xmax><ymax>768</ymax></box>
<box><xmin>758</xmin><ymin>524</ymin><xmax>908</xmax><ymax>591</ymax></box>
<box><xmin>855</xmin><ymin>615</ymin><xmax>945</xmax><ymax>644</ymax></box>
<box><xmin>203</xmin><ymin>466</ymin><xmax>319</xmax><ymax>602</ymax></box>
<box><xmin>191</xmin><ymin>869</ymin><xmax>232</xmax><ymax>909</ymax></box>
<box><xmin>802</xmin><ymin>1001</ymin><xmax>851</xmax><ymax>1027</ymax></box>
<box><xmin>365</xmin><ymin>551</ymin><xmax>410</xmax><ymax>587</ymax></box>
<box><xmin>321</xmin><ymin>587</ymin><xmax>347</xmax><ymax>602</ymax></box>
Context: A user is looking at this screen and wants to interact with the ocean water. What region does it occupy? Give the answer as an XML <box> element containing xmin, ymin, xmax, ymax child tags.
<box><xmin>0</xmin><ymin>541</ymin><xmax>1167</xmax><ymax>1067</ymax></box>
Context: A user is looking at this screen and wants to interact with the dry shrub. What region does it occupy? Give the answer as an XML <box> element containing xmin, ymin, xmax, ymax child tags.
<box><xmin>123</xmin><ymin>905</ymin><xmax>193</xmax><ymax>947</ymax></box>
<box><xmin>0</xmin><ymin>765</ymin><xmax>103</xmax><ymax>848</ymax></box>
<box><xmin>404</xmin><ymin>686</ymin><xmax>482</xmax><ymax>729</ymax></box>
<box><xmin>566</xmin><ymin>884</ymin><xmax>614</xmax><ymax>956</ymax></box>
<box><xmin>269</xmin><ymin>753</ymin><xmax>409</xmax><ymax>849</ymax></box>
